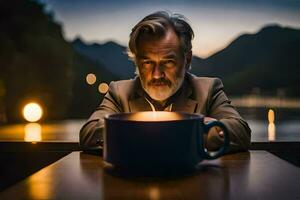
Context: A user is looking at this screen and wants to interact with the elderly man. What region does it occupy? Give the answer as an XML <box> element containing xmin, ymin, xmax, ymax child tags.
<box><xmin>80</xmin><ymin>11</ymin><xmax>251</xmax><ymax>153</ymax></box>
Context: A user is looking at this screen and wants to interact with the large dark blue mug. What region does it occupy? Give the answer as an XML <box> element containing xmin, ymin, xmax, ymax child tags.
<box><xmin>104</xmin><ymin>111</ymin><xmax>229</xmax><ymax>173</ymax></box>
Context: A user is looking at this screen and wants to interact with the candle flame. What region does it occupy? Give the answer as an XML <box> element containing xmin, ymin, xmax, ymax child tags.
<box><xmin>127</xmin><ymin>111</ymin><xmax>182</xmax><ymax>121</ymax></box>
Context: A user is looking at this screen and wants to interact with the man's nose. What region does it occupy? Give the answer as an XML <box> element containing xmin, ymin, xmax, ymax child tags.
<box><xmin>152</xmin><ymin>64</ymin><xmax>165</xmax><ymax>79</ymax></box>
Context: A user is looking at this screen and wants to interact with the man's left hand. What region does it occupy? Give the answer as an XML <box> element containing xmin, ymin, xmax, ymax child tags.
<box><xmin>204</xmin><ymin>117</ymin><xmax>224</xmax><ymax>138</ymax></box>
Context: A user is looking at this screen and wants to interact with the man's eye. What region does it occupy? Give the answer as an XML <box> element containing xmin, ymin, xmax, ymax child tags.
<box><xmin>164</xmin><ymin>60</ymin><xmax>176</xmax><ymax>67</ymax></box>
<box><xmin>166</xmin><ymin>60</ymin><xmax>175</xmax><ymax>64</ymax></box>
<box><xmin>142</xmin><ymin>61</ymin><xmax>153</xmax><ymax>68</ymax></box>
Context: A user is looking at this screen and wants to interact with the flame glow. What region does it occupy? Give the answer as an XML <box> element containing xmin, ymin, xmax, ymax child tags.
<box><xmin>127</xmin><ymin>111</ymin><xmax>182</xmax><ymax>121</ymax></box>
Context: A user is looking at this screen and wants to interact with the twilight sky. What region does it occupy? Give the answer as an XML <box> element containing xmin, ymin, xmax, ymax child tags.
<box><xmin>41</xmin><ymin>0</ymin><xmax>300</xmax><ymax>58</ymax></box>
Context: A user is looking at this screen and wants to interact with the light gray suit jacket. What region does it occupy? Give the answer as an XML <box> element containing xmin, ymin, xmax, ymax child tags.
<box><xmin>80</xmin><ymin>73</ymin><xmax>251</xmax><ymax>153</ymax></box>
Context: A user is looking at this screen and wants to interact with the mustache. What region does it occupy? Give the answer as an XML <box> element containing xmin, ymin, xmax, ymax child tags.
<box><xmin>147</xmin><ymin>78</ymin><xmax>172</xmax><ymax>87</ymax></box>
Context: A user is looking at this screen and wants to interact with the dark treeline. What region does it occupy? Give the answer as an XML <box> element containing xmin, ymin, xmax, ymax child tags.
<box><xmin>0</xmin><ymin>0</ymin><xmax>118</xmax><ymax>123</ymax></box>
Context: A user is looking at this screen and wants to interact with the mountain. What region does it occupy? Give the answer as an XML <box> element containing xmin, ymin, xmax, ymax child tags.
<box><xmin>72</xmin><ymin>24</ymin><xmax>300</xmax><ymax>97</ymax></box>
<box><xmin>191</xmin><ymin>56</ymin><xmax>204</xmax><ymax>71</ymax></box>
<box><xmin>72</xmin><ymin>38</ymin><xmax>135</xmax><ymax>79</ymax></box>
<box><xmin>191</xmin><ymin>24</ymin><xmax>300</xmax><ymax>96</ymax></box>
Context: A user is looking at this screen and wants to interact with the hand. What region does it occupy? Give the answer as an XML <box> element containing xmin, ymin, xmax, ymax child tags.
<box><xmin>204</xmin><ymin>117</ymin><xmax>224</xmax><ymax>138</ymax></box>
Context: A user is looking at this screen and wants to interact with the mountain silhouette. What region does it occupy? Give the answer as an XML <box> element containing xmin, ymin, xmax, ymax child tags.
<box><xmin>73</xmin><ymin>24</ymin><xmax>300</xmax><ymax>97</ymax></box>
<box><xmin>72</xmin><ymin>38</ymin><xmax>135</xmax><ymax>79</ymax></box>
<box><xmin>191</xmin><ymin>24</ymin><xmax>300</xmax><ymax>96</ymax></box>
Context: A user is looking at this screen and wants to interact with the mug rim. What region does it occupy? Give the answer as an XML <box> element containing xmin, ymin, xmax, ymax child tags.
<box><xmin>104</xmin><ymin>111</ymin><xmax>204</xmax><ymax>122</ymax></box>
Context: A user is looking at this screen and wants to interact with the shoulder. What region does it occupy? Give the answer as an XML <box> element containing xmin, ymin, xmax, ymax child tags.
<box><xmin>109</xmin><ymin>78</ymin><xmax>136</xmax><ymax>91</ymax></box>
<box><xmin>187</xmin><ymin>73</ymin><xmax>224</xmax><ymax>92</ymax></box>
<box><xmin>107</xmin><ymin>77</ymin><xmax>139</xmax><ymax>100</ymax></box>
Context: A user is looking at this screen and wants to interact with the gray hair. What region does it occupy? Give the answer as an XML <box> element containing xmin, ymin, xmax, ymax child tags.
<box><xmin>127</xmin><ymin>11</ymin><xmax>194</xmax><ymax>60</ymax></box>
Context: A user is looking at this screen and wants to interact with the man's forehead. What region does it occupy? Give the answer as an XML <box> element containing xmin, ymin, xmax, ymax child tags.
<box><xmin>136</xmin><ymin>29</ymin><xmax>181</xmax><ymax>58</ymax></box>
<box><xmin>137</xmin><ymin>50</ymin><xmax>177</xmax><ymax>59</ymax></box>
<box><xmin>137</xmin><ymin>45</ymin><xmax>178</xmax><ymax>57</ymax></box>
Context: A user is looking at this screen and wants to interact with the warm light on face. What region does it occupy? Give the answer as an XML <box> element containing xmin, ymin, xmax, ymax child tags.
<box><xmin>127</xmin><ymin>111</ymin><xmax>183</xmax><ymax>121</ymax></box>
<box><xmin>98</xmin><ymin>82</ymin><xmax>109</xmax><ymax>94</ymax></box>
<box><xmin>23</xmin><ymin>102</ymin><xmax>43</xmax><ymax>122</ymax></box>
<box><xmin>24</xmin><ymin>123</ymin><xmax>42</xmax><ymax>143</ymax></box>
<box><xmin>136</xmin><ymin>30</ymin><xmax>188</xmax><ymax>101</ymax></box>
<box><xmin>86</xmin><ymin>73</ymin><xmax>97</xmax><ymax>85</ymax></box>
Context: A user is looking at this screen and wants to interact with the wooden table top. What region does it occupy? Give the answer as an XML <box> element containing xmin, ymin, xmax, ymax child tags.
<box><xmin>0</xmin><ymin>151</ymin><xmax>299</xmax><ymax>200</ymax></box>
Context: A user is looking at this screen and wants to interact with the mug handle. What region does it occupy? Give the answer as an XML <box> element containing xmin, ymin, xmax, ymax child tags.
<box><xmin>201</xmin><ymin>120</ymin><xmax>230</xmax><ymax>159</ymax></box>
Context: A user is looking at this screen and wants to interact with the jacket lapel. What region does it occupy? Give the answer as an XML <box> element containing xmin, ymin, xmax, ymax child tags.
<box><xmin>129</xmin><ymin>97</ymin><xmax>152</xmax><ymax>112</ymax></box>
<box><xmin>172</xmin><ymin>81</ymin><xmax>198</xmax><ymax>114</ymax></box>
<box><xmin>128</xmin><ymin>74</ymin><xmax>198</xmax><ymax>113</ymax></box>
<box><xmin>129</xmin><ymin>80</ymin><xmax>152</xmax><ymax>112</ymax></box>
<box><xmin>173</xmin><ymin>98</ymin><xmax>198</xmax><ymax>114</ymax></box>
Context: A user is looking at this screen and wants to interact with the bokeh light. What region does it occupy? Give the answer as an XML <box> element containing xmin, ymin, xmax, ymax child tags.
<box><xmin>268</xmin><ymin>109</ymin><xmax>275</xmax><ymax>123</ymax></box>
<box><xmin>86</xmin><ymin>73</ymin><xmax>97</xmax><ymax>85</ymax></box>
<box><xmin>268</xmin><ymin>109</ymin><xmax>276</xmax><ymax>141</ymax></box>
<box><xmin>98</xmin><ymin>82</ymin><xmax>109</xmax><ymax>94</ymax></box>
<box><xmin>23</xmin><ymin>102</ymin><xmax>43</xmax><ymax>122</ymax></box>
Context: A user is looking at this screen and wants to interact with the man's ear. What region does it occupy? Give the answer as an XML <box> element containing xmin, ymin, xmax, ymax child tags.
<box><xmin>185</xmin><ymin>50</ymin><xmax>192</xmax><ymax>70</ymax></box>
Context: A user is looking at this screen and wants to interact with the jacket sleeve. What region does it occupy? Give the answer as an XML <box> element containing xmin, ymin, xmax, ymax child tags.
<box><xmin>79</xmin><ymin>81</ymin><xmax>122</xmax><ymax>150</ymax></box>
<box><xmin>206</xmin><ymin>78</ymin><xmax>251</xmax><ymax>153</ymax></box>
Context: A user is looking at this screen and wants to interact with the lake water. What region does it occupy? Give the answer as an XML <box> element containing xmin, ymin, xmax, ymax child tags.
<box><xmin>239</xmin><ymin>107</ymin><xmax>300</xmax><ymax>142</ymax></box>
<box><xmin>0</xmin><ymin>108</ymin><xmax>299</xmax><ymax>143</ymax></box>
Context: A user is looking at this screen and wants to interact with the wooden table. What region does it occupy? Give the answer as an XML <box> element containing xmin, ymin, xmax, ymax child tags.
<box><xmin>0</xmin><ymin>151</ymin><xmax>299</xmax><ymax>200</ymax></box>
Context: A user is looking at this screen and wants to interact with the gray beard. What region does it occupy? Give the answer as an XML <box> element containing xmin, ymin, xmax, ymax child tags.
<box><xmin>140</xmin><ymin>74</ymin><xmax>185</xmax><ymax>101</ymax></box>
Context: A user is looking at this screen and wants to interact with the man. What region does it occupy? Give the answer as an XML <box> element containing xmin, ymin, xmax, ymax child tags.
<box><xmin>80</xmin><ymin>11</ymin><xmax>251</xmax><ymax>153</ymax></box>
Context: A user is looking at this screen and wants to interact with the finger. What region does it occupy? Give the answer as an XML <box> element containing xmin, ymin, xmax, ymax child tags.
<box><xmin>218</xmin><ymin>131</ymin><xmax>224</xmax><ymax>138</ymax></box>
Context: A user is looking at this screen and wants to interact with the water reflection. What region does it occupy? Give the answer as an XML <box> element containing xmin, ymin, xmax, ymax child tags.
<box><xmin>24</xmin><ymin>123</ymin><xmax>42</xmax><ymax>143</ymax></box>
<box><xmin>268</xmin><ymin>109</ymin><xmax>276</xmax><ymax>141</ymax></box>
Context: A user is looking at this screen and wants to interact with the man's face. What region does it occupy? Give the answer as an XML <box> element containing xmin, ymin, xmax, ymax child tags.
<box><xmin>135</xmin><ymin>29</ymin><xmax>191</xmax><ymax>102</ymax></box>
